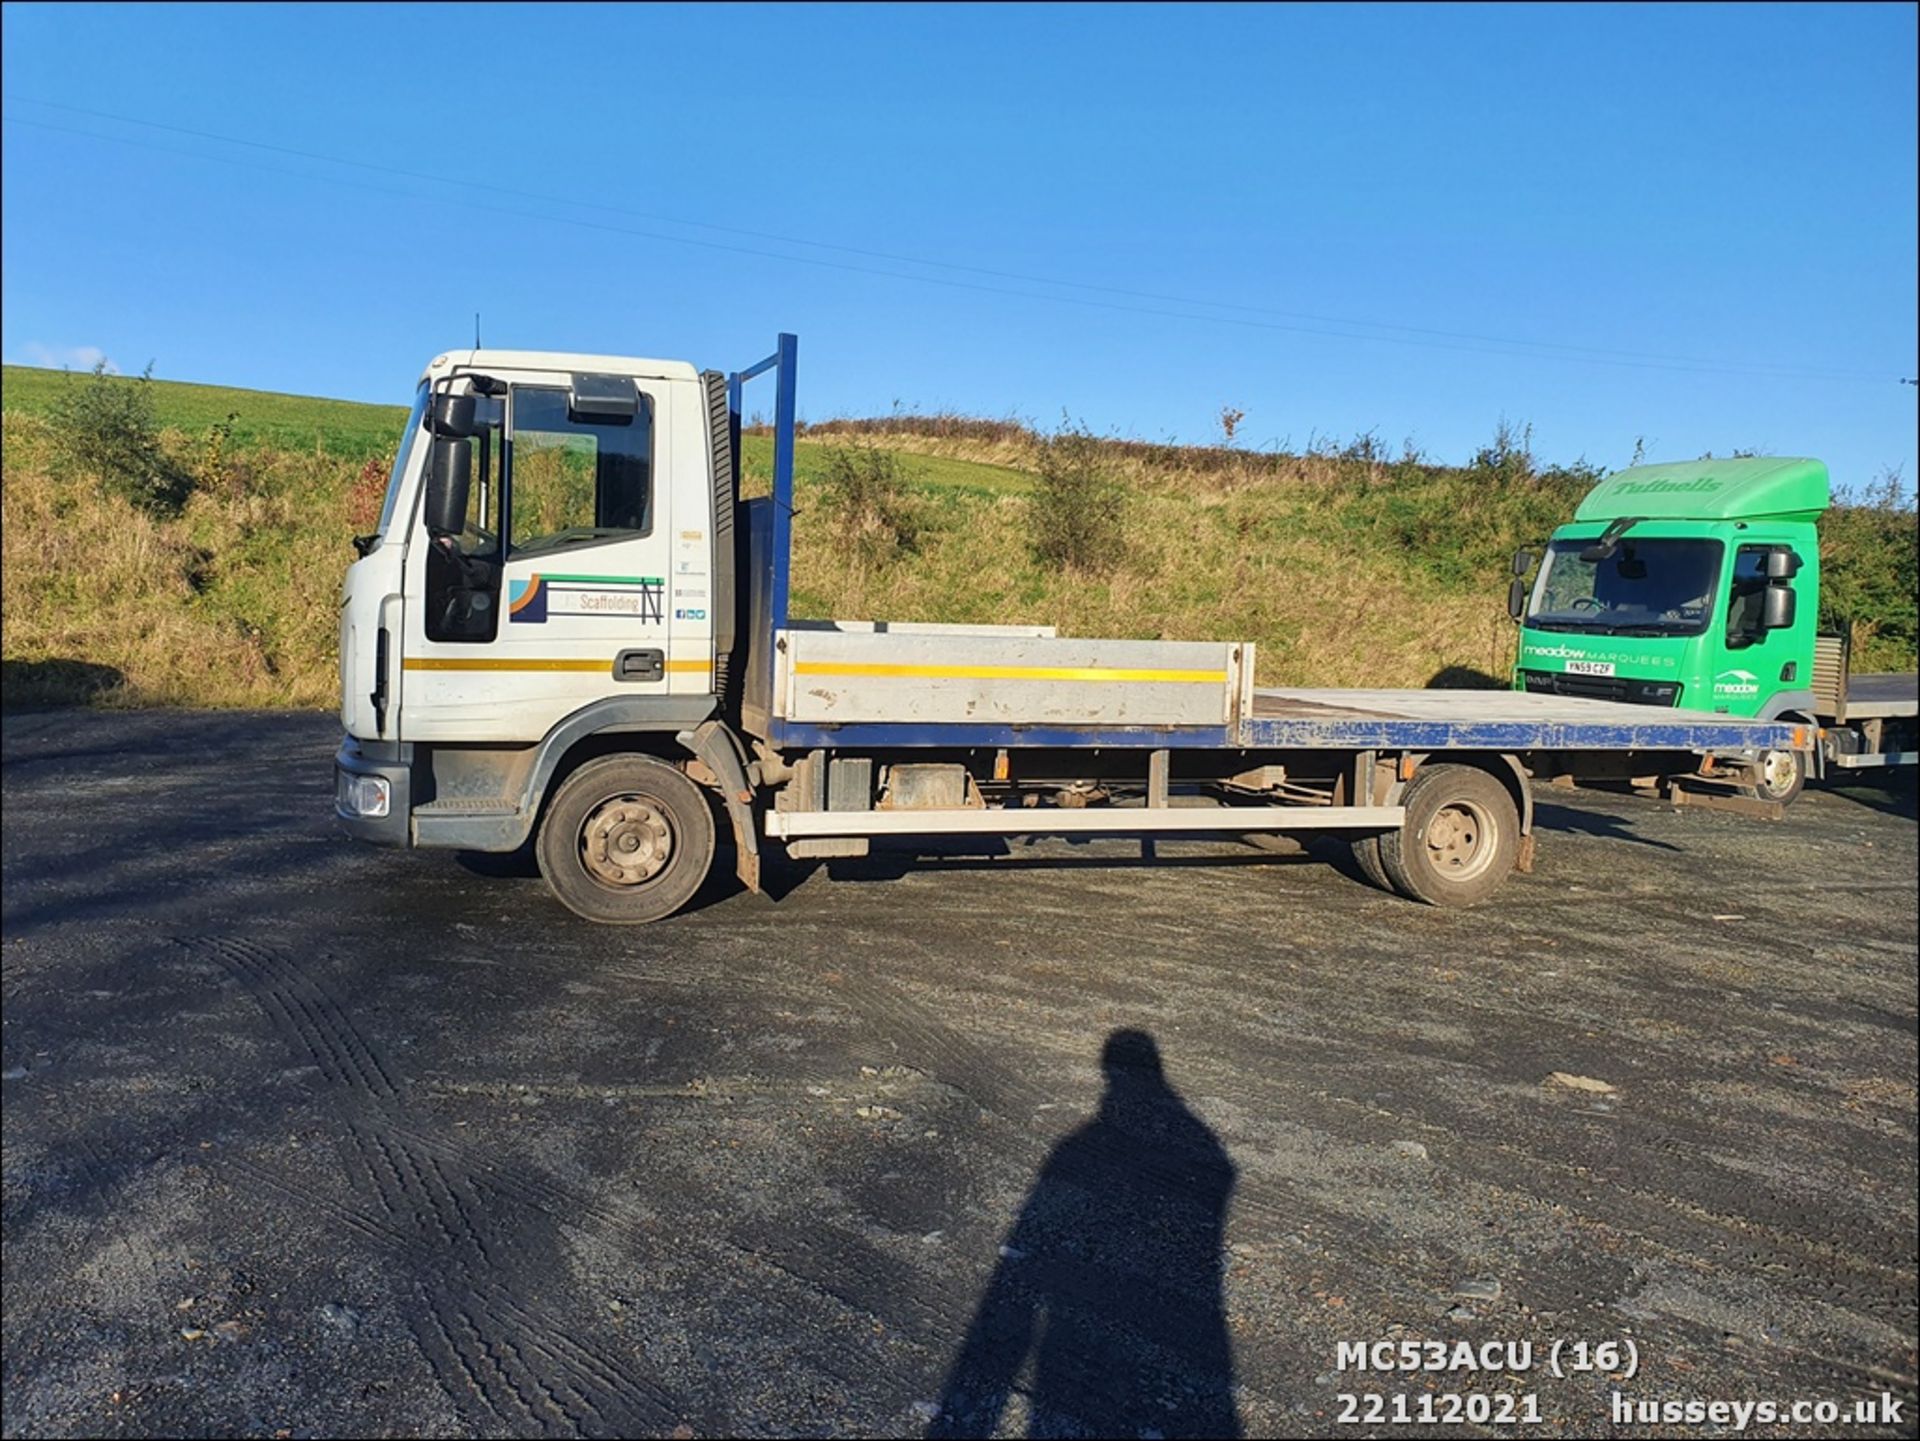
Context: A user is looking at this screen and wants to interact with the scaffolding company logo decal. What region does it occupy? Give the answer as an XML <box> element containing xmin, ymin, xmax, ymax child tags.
<box><xmin>508</xmin><ymin>574</ymin><xmax>665</xmax><ymax>624</ymax></box>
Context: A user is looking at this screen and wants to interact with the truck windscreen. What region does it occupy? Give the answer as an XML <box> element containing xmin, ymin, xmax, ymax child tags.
<box><xmin>1527</xmin><ymin>537</ymin><xmax>1724</xmax><ymax>636</ymax></box>
<box><xmin>376</xmin><ymin>382</ymin><xmax>431</xmax><ymax>540</ymax></box>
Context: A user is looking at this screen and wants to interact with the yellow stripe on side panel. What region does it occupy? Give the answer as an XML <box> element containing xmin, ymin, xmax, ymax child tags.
<box><xmin>792</xmin><ymin>661</ymin><xmax>1226</xmax><ymax>684</ymax></box>
<box><xmin>404</xmin><ymin>657</ymin><xmax>713</xmax><ymax>674</ymax></box>
<box><xmin>404</xmin><ymin>658</ymin><xmax>608</xmax><ymax>672</ymax></box>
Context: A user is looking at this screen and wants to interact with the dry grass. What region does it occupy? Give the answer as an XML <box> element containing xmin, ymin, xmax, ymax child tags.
<box><xmin>5</xmin><ymin>406</ymin><xmax>1913</xmax><ymax>710</ymax></box>
<box><xmin>2</xmin><ymin>413</ymin><xmax>347</xmax><ymax>708</ymax></box>
<box><xmin>783</xmin><ymin>463</ymin><xmax>1526</xmax><ymax>687</ymax></box>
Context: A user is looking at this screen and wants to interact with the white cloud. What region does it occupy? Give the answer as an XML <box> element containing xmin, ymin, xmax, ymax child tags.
<box><xmin>14</xmin><ymin>343</ymin><xmax>117</xmax><ymax>373</ymax></box>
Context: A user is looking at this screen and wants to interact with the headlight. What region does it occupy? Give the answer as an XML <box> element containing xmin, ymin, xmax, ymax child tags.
<box><xmin>336</xmin><ymin>771</ymin><xmax>391</xmax><ymax>818</ymax></box>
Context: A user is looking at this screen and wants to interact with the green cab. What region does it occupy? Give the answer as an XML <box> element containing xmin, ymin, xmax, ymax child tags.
<box><xmin>1512</xmin><ymin>457</ymin><xmax>1827</xmax><ymax>719</ymax></box>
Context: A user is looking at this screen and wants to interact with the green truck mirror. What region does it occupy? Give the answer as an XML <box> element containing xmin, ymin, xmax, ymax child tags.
<box><xmin>1507</xmin><ymin>576</ymin><xmax>1528</xmax><ymax>621</ymax></box>
<box><xmin>1762</xmin><ymin>584</ymin><xmax>1797</xmax><ymax>631</ymax></box>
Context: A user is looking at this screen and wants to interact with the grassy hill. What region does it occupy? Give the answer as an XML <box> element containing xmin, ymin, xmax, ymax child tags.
<box><xmin>2</xmin><ymin>364</ymin><xmax>408</xmax><ymax>459</ymax></box>
<box><xmin>3</xmin><ymin>364</ymin><xmax>1913</xmax><ymax>710</ymax></box>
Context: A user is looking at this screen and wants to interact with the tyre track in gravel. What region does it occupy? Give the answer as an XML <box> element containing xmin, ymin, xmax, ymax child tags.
<box><xmin>186</xmin><ymin>934</ymin><xmax>687</xmax><ymax>1438</ymax></box>
<box><xmin>194</xmin><ymin>931</ymin><xmax>1027</xmax><ymax>1430</ymax></box>
<box><xmin>200</xmin><ymin>925</ymin><xmax>1248</xmax><ymax>1423</ymax></box>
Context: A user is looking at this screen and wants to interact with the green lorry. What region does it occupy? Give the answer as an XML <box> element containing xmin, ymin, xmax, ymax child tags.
<box><xmin>1509</xmin><ymin>456</ymin><xmax>1917</xmax><ymax>804</ymax></box>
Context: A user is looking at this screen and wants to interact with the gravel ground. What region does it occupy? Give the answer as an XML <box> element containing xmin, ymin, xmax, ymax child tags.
<box><xmin>2</xmin><ymin>710</ymin><xmax>1915</xmax><ymax>1439</ymax></box>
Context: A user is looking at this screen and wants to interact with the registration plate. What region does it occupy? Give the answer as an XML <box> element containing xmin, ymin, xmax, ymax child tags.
<box><xmin>1565</xmin><ymin>660</ymin><xmax>1616</xmax><ymax>677</ymax></box>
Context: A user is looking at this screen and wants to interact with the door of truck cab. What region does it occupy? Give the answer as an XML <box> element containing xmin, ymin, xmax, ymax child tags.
<box><xmin>398</xmin><ymin>369</ymin><xmax>711</xmax><ymax>742</ymax></box>
<box><xmin>1711</xmin><ymin>537</ymin><xmax>1811</xmax><ymax>715</ymax></box>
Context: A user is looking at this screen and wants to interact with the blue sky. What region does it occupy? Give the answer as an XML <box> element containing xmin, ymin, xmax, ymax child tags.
<box><xmin>3</xmin><ymin>2</ymin><xmax>1915</xmax><ymax>489</ymax></box>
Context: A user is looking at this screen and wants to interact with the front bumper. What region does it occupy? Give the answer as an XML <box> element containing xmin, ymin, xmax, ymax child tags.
<box><xmin>335</xmin><ymin>734</ymin><xmax>412</xmax><ymax>846</ymax></box>
<box><xmin>1519</xmin><ymin>670</ymin><xmax>1681</xmax><ymax>706</ymax></box>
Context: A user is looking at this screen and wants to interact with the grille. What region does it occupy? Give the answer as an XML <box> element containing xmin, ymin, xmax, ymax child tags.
<box><xmin>1522</xmin><ymin>670</ymin><xmax>1632</xmax><ymax>703</ymax></box>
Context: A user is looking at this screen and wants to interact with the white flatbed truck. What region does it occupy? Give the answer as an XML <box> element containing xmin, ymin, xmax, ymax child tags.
<box><xmin>335</xmin><ymin>335</ymin><xmax>1811</xmax><ymax>921</ymax></box>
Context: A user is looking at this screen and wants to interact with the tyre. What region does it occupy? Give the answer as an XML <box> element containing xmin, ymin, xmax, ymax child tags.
<box><xmin>1377</xmin><ymin>764</ymin><xmax>1519</xmax><ymax>907</ymax></box>
<box><xmin>1742</xmin><ymin>747</ymin><xmax>1806</xmax><ymax>806</ymax></box>
<box><xmin>1350</xmin><ymin>833</ymin><xmax>1395</xmax><ymax>893</ymax></box>
<box><xmin>536</xmin><ymin>755</ymin><xmax>716</xmax><ymax>924</ymax></box>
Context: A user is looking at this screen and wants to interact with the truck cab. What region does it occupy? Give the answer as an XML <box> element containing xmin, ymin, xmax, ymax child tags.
<box><xmin>336</xmin><ymin>349</ymin><xmax>733</xmax><ymax>846</ymax></box>
<box><xmin>1512</xmin><ymin>456</ymin><xmax>1915</xmax><ymax>800</ymax></box>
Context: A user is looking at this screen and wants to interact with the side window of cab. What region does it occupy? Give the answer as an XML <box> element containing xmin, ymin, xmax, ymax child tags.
<box><xmin>508</xmin><ymin>383</ymin><xmax>653</xmax><ymax>556</ymax></box>
<box><xmin>1726</xmin><ymin>545</ymin><xmax>1788</xmax><ymax>648</ymax></box>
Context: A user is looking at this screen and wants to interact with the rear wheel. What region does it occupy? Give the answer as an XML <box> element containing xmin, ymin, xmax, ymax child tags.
<box><xmin>1378</xmin><ymin>765</ymin><xmax>1519</xmax><ymax>907</ymax></box>
<box><xmin>1742</xmin><ymin>747</ymin><xmax>1806</xmax><ymax>806</ymax></box>
<box><xmin>536</xmin><ymin>755</ymin><xmax>715</xmax><ymax>923</ymax></box>
<box><xmin>1350</xmin><ymin>833</ymin><xmax>1394</xmax><ymax>892</ymax></box>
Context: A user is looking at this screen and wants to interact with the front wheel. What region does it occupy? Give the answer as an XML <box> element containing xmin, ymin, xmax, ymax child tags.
<box><xmin>1377</xmin><ymin>764</ymin><xmax>1519</xmax><ymax>907</ymax></box>
<box><xmin>1742</xmin><ymin>748</ymin><xmax>1806</xmax><ymax>806</ymax></box>
<box><xmin>536</xmin><ymin>755</ymin><xmax>716</xmax><ymax>923</ymax></box>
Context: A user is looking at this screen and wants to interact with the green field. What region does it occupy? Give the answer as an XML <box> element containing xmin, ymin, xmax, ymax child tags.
<box><xmin>1</xmin><ymin>364</ymin><xmax>409</xmax><ymax>459</ymax></box>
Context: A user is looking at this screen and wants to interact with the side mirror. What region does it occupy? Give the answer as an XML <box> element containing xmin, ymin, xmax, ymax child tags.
<box><xmin>1761</xmin><ymin>583</ymin><xmax>1797</xmax><ymax>631</ymax></box>
<box><xmin>1507</xmin><ymin>576</ymin><xmax>1529</xmax><ymax>622</ymax></box>
<box><xmin>429</xmin><ymin>392</ymin><xmax>477</xmax><ymax>439</ymax></box>
<box><xmin>1511</xmin><ymin>549</ymin><xmax>1534</xmax><ymax>576</ymax></box>
<box><xmin>1765</xmin><ymin>548</ymin><xmax>1802</xmax><ymax>581</ymax></box>
<box><xmin>424</xmin><ymin>437</ymin><xmax>472</xmax><ymax>535</ymax></box>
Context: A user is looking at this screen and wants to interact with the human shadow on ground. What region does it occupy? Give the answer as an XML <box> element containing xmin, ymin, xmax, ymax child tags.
<box><xmin>928</xmin><ymin>1030</ymin><xmax>1241</xmax><ymax>1439</ymax></box>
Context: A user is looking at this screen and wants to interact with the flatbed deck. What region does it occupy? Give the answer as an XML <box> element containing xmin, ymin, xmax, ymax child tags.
<box><xmin>762</xmin><ymin>617</ymin><xmax>1804</xmax><ymax>756</ymax></box>
<box><xmin>1843</xmin><ymin>671</ymin><xmax>1918</xmax><ymax>720</ymax></box>
<box><xmin>1242</xmin><ymin>688</ymin><xmax>1805</xmax><ymax>752</ymax></box>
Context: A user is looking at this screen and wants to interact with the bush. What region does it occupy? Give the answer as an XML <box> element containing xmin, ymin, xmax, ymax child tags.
<box><xmin>1028</xmin><ymin>422</ymin><xmax>1128</xmax><ymax>573</ymax></box>
<box><xmin>1821</xmin><ymin>468</ymin><xmax>1918</xmax><ymax>672</ymax></box>
<box><xmin>1471</xmin><ymin>416</ymin><xmax>1536</xmax><ymax>486</ymax></box>
<box><xmin>819</xmin><ymin>442</ymin><xmax>919</xmax><ymax>562</ymax></box>
<box><xmin>50</xmin><ymin>362</ymin><xmax>191</xmax><ymax>516</ymax></box>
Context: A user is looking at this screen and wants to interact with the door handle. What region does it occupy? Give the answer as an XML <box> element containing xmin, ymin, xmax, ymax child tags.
<box><xmin>613</xmin><ymin>648</ymin><xmax>665</xmax><ymax>683</ymax></box>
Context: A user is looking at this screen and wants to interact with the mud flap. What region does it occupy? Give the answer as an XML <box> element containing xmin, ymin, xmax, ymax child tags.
<box><xmin>677</xmin><ymin>720</ymin><xmax>763</xmax><ymax>892</ymax></box>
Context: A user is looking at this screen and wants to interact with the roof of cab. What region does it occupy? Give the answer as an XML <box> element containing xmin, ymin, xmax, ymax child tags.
<box><xmin>419</xmin><ymin>349</ymin><xmax>700</xmax><ymax>384</ymax></box>
<box><xmin>1573</xmin><ymin>456</ymin><xmax>1830</xmax><ymax>523</ymax></box>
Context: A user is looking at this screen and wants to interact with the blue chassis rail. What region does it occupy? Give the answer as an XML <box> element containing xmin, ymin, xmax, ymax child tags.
<box><xmin>764</xmin><ymin>716</ymin><xmax>1801</xmax><ymax>754</ymax></box>
<box><xmin>1236</xmin><ymin>714</ymin><xmax>1801</xmax><ymax>754</ymax></box>
<box><xmin>729</xmin><ymin>335</ymin><xmax>1803</xmax><ymax>760</ymax></box>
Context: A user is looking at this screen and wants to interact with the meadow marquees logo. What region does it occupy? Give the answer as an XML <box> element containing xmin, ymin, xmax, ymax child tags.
<box><xmin>1713</xmin><ymin>668</ymin><xmax>1761</xmax><ymax>697</ymax></box>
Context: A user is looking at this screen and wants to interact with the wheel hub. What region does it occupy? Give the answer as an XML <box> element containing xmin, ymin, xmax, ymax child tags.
<box><xmin>1425</xmin><ymin>800</ymin><xmax>1494</xmax><ymax>880</ymax></box>
<box><xmin>581</xmin><ymin>796</ymin><xmax>673</xmax><ymax>886</ymax></box>
<box><xmin>1760</xmin><ymin>749</ymin><xmax>1796</xmax><ymax>791</ymax></box>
